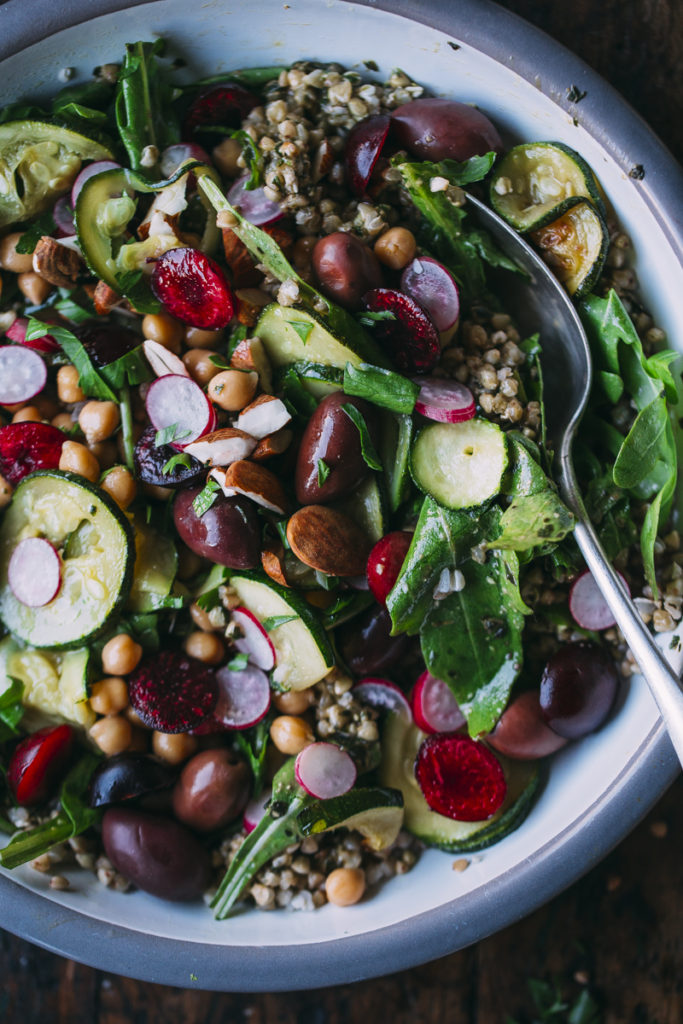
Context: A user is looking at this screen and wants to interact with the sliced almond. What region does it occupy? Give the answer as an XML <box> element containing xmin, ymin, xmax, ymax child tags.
<box><xmin>286</xmin><ymin>506</ymin><xmax>371</xmax><ymax>577</ymax></box>
<box><xmin>143</xmin><ymin>338</ymin><xmax>189</xmax><ymax>378</ymax></box>
<box><xmin>93</xmin><ymin>279</ymin><xmax>128</xmax><ymax>315</ymax></box>
<box><xmin>261</xmin><ymin>539</ymin><xmax>290</xmax><ymax>588</ymax></box>
<box><xmin>237</xmin><ymin>394</ymin><xmax>291</xmax><ymax>439</ymax></box>
<box><xmin>230</xmin><ymin>336</ymin><xmax>274</xmax><ymax>393</ymax></box>
<box><xmin>221</xmin><ymin>459</ymin><xmax>289</xmax><ymax>514</ymax></box>
<box><xmin>32</xmin><ymin>235</ymin><xmax>83</xmax><ymax>288</ymax></box>
<box><xmin>252</xmin><ymin>427</ymin><xmax>294</xmax><ymax>462</ymax></box>
<box><xmin>184</xmin><ymin>427</ymin><xmax>256</xmax><ymax>466</ymax></box>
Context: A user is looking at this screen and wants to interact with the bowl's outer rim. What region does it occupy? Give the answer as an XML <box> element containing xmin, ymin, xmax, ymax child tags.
<box><xmin>0</xmin><ymin>0</ymin><xmax>680</xmax><ymax>992</ymax></box>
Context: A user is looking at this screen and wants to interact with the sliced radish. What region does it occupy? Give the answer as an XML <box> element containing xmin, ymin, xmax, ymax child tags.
<box><xmin>8</xmin><ymin>538</ymin><xmax>61</xmax><ymax>607</ymax></box>
<box><xmin>213</xmin><ymin>663</ymin><xmax>271</xmax><ymax>730</ymax></box>
<box><xmin>243</xmin><ymin>787</ymin><xmax>272</xmax><ymax>833</ymax></box>
<box><xmin>227</xmin><ymin>175</ymin><xmax>282</xmax><ymax>226</ymax></box>
<box><xmin>413</xmin><ymin>377</ymin><xmax>475</xmax><ymax>424</ymax></box>
<box><xmin>71</xmin><ymin>160</ymin><xmax>121</xmax><ymax>207</ymax></box>
<box><xmin>401</xmin><ymin>256</ymin><xmax>460</xmax><ymax>332</ymax></box>
<box><xmin>6</xmin><ymin>317</ymin><xmax>60</xmax><ymax>353</ymax></box>
<box><xmin>145</xmin><ymin>374</ymin><xmax>216</xmax><ymax>446</ymax></box>
<box><xmin>231</xmin><ymin>607</ymin><xmax>276</xmax><ymax>671</ymax></box>
<box><xmin>53</xmin><ymin>195</ymin><xmax>75</xmax><ymax>236</ymax></box>
<box><xmin>160</xmin><ymin>143</ymin><xmax>211</xmax><ymax>178</ymax></box>
<box><xmin>411</xmin><ymin>670</ymin><xmax>466</xmax><ymax>734</ymax></box>
<box><xmin>353</xmin><ymin>678</ymin><xmax>411</xmax><ymax>721</ymax></box>
<box><xmin>294</xmin><ymin>742</ymin><xmax>357</xmax><ymax>799</ymax></box>
<box><xmin>569</xmin><ymin>569</ymin><xmax>630</xmax><ymax>631</ymax></box>
<box><xmin>142</xmin><ymin>338</ymin><xmax>189</xmax><ymax>378</ymax></box>
<box><xmin>0</xmin><ymin>346</ymin><xmax>47</xmax><ymax>405</ymax></box>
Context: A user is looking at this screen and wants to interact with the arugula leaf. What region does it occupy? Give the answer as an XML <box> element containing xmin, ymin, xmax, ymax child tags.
<box><xmin>183</xmin><ymin>66</ymin><xmax>285</xmax><ymax>91</ymax></box>
<box><xmin>341</xmin><ymin>404</ymin><xmax>382</xmax><ymax>471</ymax></box>
<box><xmin>317</xmin><ymin>459</ymin><xmax>331</xmax><ymax>487</ymax></box>
<box><xmin>490</xmin><ymin>490</ymin><xmax>574</xmax><ymax>553</ymax></box>
<box><xmin>26</xmin><ymin>318</ymin><xmax>117</xmax><ymax>401</ymax></box>
<box><xmin>16</xmin><ymin>211</ymin><xmax>57</xmax><ymax>254</ymax></box>
<box><xmin>54</xmin><ymin>294</ymin><xmax>96</xmax><ymax>324</ymax></box>
<box><xmin>343</xmin><ymin>361</ymin><xmax>419</xmax><ymax>415</ymax></box>
<box><xmin>234</xmin><ymin>717</ymin><xmax>271</xmax><ymax>795</ymax></box>
<box><xmin>192</xmin><ymin>479</ymin><xmax>221</xmax><ymax>518</ymax></box>
<box><xmin>115</xmin><ymin>39</ymin><xmax>179</xmax><ymax>171</ymax></box>
<box><xmin>612</xmin><ymin>397</ymin><xmax>669</xmax><ymax>489</ymax></box>
<box><xmin>280</xmin><ymin>367</ymin><xmax>319</xmax><ymax>421</ymax></box>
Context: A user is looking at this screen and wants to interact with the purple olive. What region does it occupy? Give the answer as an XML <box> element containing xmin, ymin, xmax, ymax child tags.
<box><xmin>344</xmin><ymin>114</ymin><xmax>391</xmax><ymax>195</ymax></box>
<box><xmin>339</xmin><ymin>604</ymin><xmax>410</xmax><ymax>676</ymax></box>
<box><xmin>295</xmin><ymin>392</ymin><xmax>376</xmax><ymax>504</ymax></box>
<box><xmin>89</xmin><ymin>753</ymin><xmax>177</xmax><ymax>808</ymax></box>
<box><xmin>391</xmin><ymin>97</ymin><xmax>502</xmax><ymax>162</ymax></box>
<box><xmin>488</xmin><ymin>691</ymin><xmax>568</xmax><ymax>760</ymax></box>
<box><xmin>540</xmin><ymin>643</ymin><xmax>619</xmax><ymax>740</ymax></box>
<box><xmin>312</xmin><ymin>232</ymin><xmax>383</xmax><ymax>310</ymax></box>
<box><xmin>102</xmin><ymin>807</ymin><xmax>211</xmax><ymax>901</ymax></box>
<box><xmin>173</xmin><ymin>487</ymin><xmax>261</xmax><ymax>568</ymax></box>
<box><xmin>134</xmin><ymin>426</ymin><xmax>205</xmax><ymax>489</ymax></box>
<box><xmin>172</xmin><ymin>748</ymin><xmax>251</xmax><ymax>833</ymax></box>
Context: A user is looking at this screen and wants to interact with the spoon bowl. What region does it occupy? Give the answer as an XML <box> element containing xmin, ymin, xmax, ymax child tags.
<box><xmin>466</xmin><ymin>192</ymin><xmax>683</xmax><ymax>765</ymax></box>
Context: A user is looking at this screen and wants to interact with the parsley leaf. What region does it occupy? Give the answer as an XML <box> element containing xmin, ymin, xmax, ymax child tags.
<box><xmin>262</xmin><ymin>615</ymin><xmax>298</xmax><ymax>631</ymax></box>
<box><xmin>155</xmin><ymin>423</ymin><xmax>192</xmax><ymax>447</ymax></box>
<box><xmin>358</xmin><ymin>310</ymin><xmax>397</xmax><ymax>327</ymax></box>
<box><xmin>192</xmin><ymin>478</ymin><xmax>221</xmax><ymax>517</ymax></box>
<box><xmin>317</xmin><ymin>458</ymin><xmax>331</xmax><ymax>487</ymax></box>
<box><xmin>16</xmin><ymin>211</ymin><xmax>57</xmax><ymax>254</ymax></box>
<box><xmin>26</xmin><ymin>318</ymin><xmax>117</xmax><ymax>401</ymax></box>
<box><xmin>287</xmin><ymin>319</ymin><xmax>314</xmax><ymax>344</ymax></box>
<box><xmin>230</xmin><ymin>128</ymin><xmax>263</xmax><ymax>189</ymax></box>
<box><xmin>227</xmin><ymin>652</ymin><xmax>249</xmax><ymax>671</ymax></box>
<box><xmin>341</xmin><ymin>404</ymin><xmax>383</xmax><ymax>471</ymax></box>
<box><xmin>162</xmin><ymin>453</ymin><xmax>193</xmax><ymax>475</ymax></box>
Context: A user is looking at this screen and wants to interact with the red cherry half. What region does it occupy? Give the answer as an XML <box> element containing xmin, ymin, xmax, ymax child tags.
<box><xmin>414</xmin><ymin>733</ymin><xmax>507</xmax><ymax>822</ymax></box>
<box><xmin>366</xmin><ymin>531</ymin><xmax>413</xmax><ymax>605</ymax></box>
<box><xmin>151</xmin><ymin>247</ymin><xmax>237</xmax><ymax>330</ymax></box>
<box><xmin>8</xmin><ymin>724</ymin><xmax>75</xmax><ymax>806</ymax></box>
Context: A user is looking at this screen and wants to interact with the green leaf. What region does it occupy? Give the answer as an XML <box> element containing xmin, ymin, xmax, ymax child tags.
<box><xmin>489</xmin><ymin>490</ymin><xmax>574</xmax><ymax>552</ymax></box>
<box><xmin>229</xmin><ymin>128</ymin><xmax>263</xmax><ymax>189</ymax></box>
<box><xmin>192</xmin><ymin>479</ymin><xmax>221</xmax><ymax>518</ymax></box>
<box><xmin>234</xmin><ymin>717</ymin><xmax>271</xmax><ymax>795</ymax></box>
<box><xmin>54</xmin><ymin>294</ymin><xmax>96</xmax><ymax>324</ymax></box>
<box><xmin>0</xmin><ymin>677</ymin><xmax>24</xmax><ymax>743</ymax></box>
<box><xmin>155</xmin><ymin>422</ymin><xmax>193</xmax><ymax>447</ymax></box>
<box><xmin>597</xmin><ymin>369</ymin><xmax>624</xmax><ymax>404</ymax></box>
<box><xmin>115</xmin><ymin>39</ymin><xmax>179</xmax><ymax>172</ymax></box>
<box><xmin>341</xmin><ymin>404</ymin><xmax>382</xmax><ymax>471</ymax></box>
<box><xmin>208</xmin><ymin>353</ymin><xmax>232</xmax><ymax>369</ymax></box>
<box><xmin>16</xmin><ymin>211</ymin><xmax>57</xmax><ymax>254</ymax></box>
<box><xmin>613</xmin><ymin>397</ymin><xmax>669</xmax><ymax>489</ymax></box>
<box><xmin>343</xmin><ymin>361</ymin><xmax>419</xmax><ymax>415</ymax></box>
<box><xmin>26</xmin><ymin>318</ymin><xmax>117</xmax><ymax>401</ymax></box>
<box><xmin>287</xmin><ymin>319</ymin><xmax>314</xmax><ymax>344</ymax></box>
<box><xmin>162</xmin><ymin>453</ymin><xmax>193</xmax><ymax>475</ymax></box>
<box><xmin>358</xmin><ymin>310</ymin><xmax>397</xmax><ymax>326</ymax></box>
<box><xmin>262</xmin><ymin>615</ymin><xmax>298</xmax><ymax>631</ymax></box>
<box><xmin>317</xmin><ymin>459</ymin><xmax>331</xmax><ymax>487</ymax></box>
<box><xmin>227</xmin><ymin>652</ymin><xmax>249</xmax><ymax>671</ymax></box>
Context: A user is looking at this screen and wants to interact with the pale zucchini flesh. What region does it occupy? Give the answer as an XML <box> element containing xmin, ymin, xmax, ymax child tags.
<box><xmin>0</xmin><ymin>635</ymin><xmax>94</xmax><ymax>729</ymax></box>
<box><xmin>411</xmin><ymin>418</ymin><xmax>508</xmax><ymax>510</ymax></box>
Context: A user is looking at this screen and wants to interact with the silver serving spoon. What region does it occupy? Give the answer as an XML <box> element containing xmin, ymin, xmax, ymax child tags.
<box><xmin>466</xmin><ymin>192</ymin><xmax>683</xmax><ymax>765</ymax></box>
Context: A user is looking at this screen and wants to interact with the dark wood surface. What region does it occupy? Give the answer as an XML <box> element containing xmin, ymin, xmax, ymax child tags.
<box><xmin>1</xmin><ymin>2</ymin><xmax>682</xmax><ymax>1020</ymax></box>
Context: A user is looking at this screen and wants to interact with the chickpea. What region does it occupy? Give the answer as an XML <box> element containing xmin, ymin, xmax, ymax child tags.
<box><xmin>185</xmin><ymin>326</ymin><xmax>225</xmax><ymax>349</ymax></box>
<box><xmin>273</xmin><ymin>689</ymin><xmax>314</xmax><ymax>715</ymax></box>
<box><xmin>152</xmin><ymin>731</ymin><xmax>198</xmax><ymax>765</ymax></box>
<box><xmin>207</xmin><ymin>369</ymin><xmax>258</xmax><ymax>412</ymax></box>
<box><xmin>142</xmin><ymin>312</ymin><xmax>184</xmax><ymax>353</ymax></box>
<box><xmin>12</xmin><ymin>406</ymin><xmax>42</xmax><ymax>423</ymax></box>
<box><xmin>184</xmin><ymin>630</ymin><xmax>225</xmax><ymax>665</ymax></box>
<box><xmin>51</xmin><ymin>413</ymin><xmax>75</xmax><ymax>431</ymax></box>
<box><xmin>89</xmin><ymin>676</ymin><xmax>129</xmax><ymax>716</ymax></box>
<box><xmin>182</xmin><ymin>348</ymin><xmax>218</xmax><ymax>386</ymax></box>
<box><xmin>190</xmin><ymin>601</ymin><xmax>214</xmax><ymax>632</ymax></box>
<box><xmin>78</xmin><ymin>400</ymin><xmax>120</xmax><ymax>444</ymax></box>
<box><xmin>101</xmin><ymin>633</ymin><xmax>143</xmax><ymax>676</ymax></box>
<box><xmin>0</xmin><ymin>232</ymin><xmax>34</xmax><ymax>273</ymax></box>
<box><xmin>17</xmin><ymin>271</ymin><xmax>52</xmax><ymax>306</ymax></box>
<box><xmin>0</xmin><ymin>474</ymin><xmax>13</xmax><ymax>509</ymax></box>
<box><xmin>89</xmin><ymin>715</ymin><xmax>133</xmax><ymax>756</ymax></box>
<box><xmin>57</xmin><ymin>365</ymin><xmax>85</xmax><ymax>404</ymax></box>
<box><xmin>100</xmin><ymin>465</ymin><xmax>137</xmax><ymax>509</ymax></box>
<box><xmin>269</xmin><ymin>715</ymin><xmax>314</xmax><ymax>755</ymax></box>
<box><xmin>212</xmin><ymin>137</ymin><xmax>243</xmax><ymax>178</ymax></box>
<box><xmin>59</xmin><ymin>440</ymin><xmax>100</xmax><ymax>482</ymax></box>
<box><xmin>373</xmin><ymin>227</ymin><xmax>417</xmax><ymax>270</ymax></box>
<box><xmin>325</xmin><ymin>867</ymin><xmax>366</xmax><ymax>907</ymax></box>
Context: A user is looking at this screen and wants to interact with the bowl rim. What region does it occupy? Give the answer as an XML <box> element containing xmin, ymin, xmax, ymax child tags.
<box><xmin>0</xmin><ymin>0</ymin><xmax>680</xmax><ymax>992</ymax></box>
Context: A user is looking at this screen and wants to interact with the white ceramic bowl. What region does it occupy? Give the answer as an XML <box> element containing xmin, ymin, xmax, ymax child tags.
<box><xmin>0</xmin><ymin>0</ymin><xmax>681</xmax><ymax>991</ymax></box>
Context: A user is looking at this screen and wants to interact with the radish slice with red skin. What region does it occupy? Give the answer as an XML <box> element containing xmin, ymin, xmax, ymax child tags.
<box><xmin>160</xmin><ymin>143</ymin><xmax>211</xmax><ymax>178</ymax></box>
<box><xmin>413</xmin><ymin>378</ymin><xmax>476</xmax><ymax>424</ymax></box>
<box><xmin>8</xmin><ymin>538</ymin><xmax>61</xmax><ymax>607</ymax></box>
<box><xmin>231</xmin><ymin>607</ymin><xmax>276</xmax><ymax>672</ymax></box>
<box><xmin>415</xmin><ymin>733</ymin><xmax>507</xmax><ymax>822</ymax></box>
<box><xmin>227</xmin><ymin>175</ymin><xmax>283</xmax><ymax>227</ymax></box>
<box><xmin>243</xmin><ymin>787</ymin><xmax>272</xmax><ymax>833</ymax></box>
<box><xmin>6</xmin><ymin>317</ymin><xmax>60</xmax><ymax>353</ymax></box>
<box><xmin>294</xmin><ymin>743</ymin><xmax>357</xmax><ymax>799</ymax></box>
<box><xmin>569</xmin><ymin>569</ymin><xmax>630</xmax><ymax>631</ymax></box>
<box><xmin>411</xmin><ymin>670</ymin><xmax>466</xmax><ymax>734</ymax></box>
<box><xmin>401</xmin><ymin>256</ymin><xmax>460</xmax><ymax>332</ymax></box>
<box><xmin>71</xmin><ymin>160</ymin><xmax>121</xmax><ymax>207</ymax></box>
<box><xmin>145</xmin><ymin>374</ymin><xmax>216</xmax><ymax>446</ymax></box>
<box><xmin>53</xmin><ymin>195</ymin><xmax>75</xmax><ymax>236</ymax></box>
<box><xmin>0</xmin><ymin>346</ymin><xmax>47</xmax><ymax>405</ymax></box>
<box><xmin>213</xmin><ymin>664</ymin><xmax>271</xmax><ymax>730</ymax></box>
<box><xmin>353</xmin><ymin>678</ymin><xmax>411</xmax><ymax>721</ymax></box>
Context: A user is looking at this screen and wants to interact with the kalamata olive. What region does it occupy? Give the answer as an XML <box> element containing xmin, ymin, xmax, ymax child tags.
<box><xmin>312</xmin><ymin>232</ymin><xmax>383</xmax><ymax>310</ymax></box>
<box><xmin>295</xmin><ymin>392</ymin><xmax>376</xmax><ymax>504</ymax></box>
<box><xmin>172</xmin><ymin>748</ymin><xmax>251</xmax><ymax>832</ymax></box>
<box><xmin>390</xmin><ymin>97</ymin><xmax>502</xmax><ymax>162</ymax></box>
<box><xmin>339</xmin><ymin>604</ymin><xmax>410</xmax><ymax>676</ymax></box>
<box><xmin>488</xmin><ymin>691</ymin><xmax>568</xmax><ymax>760</ymax></box>
<box><xmin>540</xmin><ymin>643</ymin><xmax>619</xmax><ymax>740</ymax></box>
<box><xmin>89</xmin><ymin>753</ymin><xmax>178</xmax><ymax>808</ymax></box>
<box><xmin>102</xmin><ymin>807</ymin><xmax>211</xmax><ymax>901</ymax></box>
<box><xmin>173</xmin><ymin>487</ymin><xmax>261</xmax><ymax>568</ymax></box>
<box><xmin>134</xmin><ymin>425</ymin><xmax>205</xmax><ymax>489</ymax></box>
<box><xmin>75</xmin><ymin>320</ymin><xmax>140</xmax><ymax>366</ymax></box>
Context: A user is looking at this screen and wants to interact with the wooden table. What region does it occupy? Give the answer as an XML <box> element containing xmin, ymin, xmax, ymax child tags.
<box><xmin>1</xmin><ymin>2</ymin><xmax>681</xmax><ymax>1020</ymax></box>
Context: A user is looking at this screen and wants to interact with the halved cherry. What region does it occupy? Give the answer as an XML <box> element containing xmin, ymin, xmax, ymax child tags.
<box><xmin>344</xmin><ymin>114</ymin><xmax>391</xmax><ymax>196</ymax></box>
<box><xmin>361</xmin><ymin>288</ymin><xmax>440</xmax><ymax>373</ymax></box>
<box><xmin>414</xmin><ymin>733</ymin><xmax>507</xmax><ymax>822</ymax></box>
<box><xmin>8</xmin><ymin>724</ymin><xmax>75</xmax><ymax>806</ymax></box>
<box><xmin>6</xmin><ymin>316</ymin><xmax>60</xmax><ymax>353</ymax></box>
<box><xmin>366</xmin><ymin>531</ymin><xmax>413</xmax><ymax>605</ymax></box>
<box><xmin>0</xmin><ymin>422</ymin><xmax>65</xmax><ymax>485</ymax></box>
<box><xmin>184</xmin><ymin>84</ymin><xmax>260</xmax><ymax>135</ymax></box>
<box><xmin>150</xmin><ymin>247</ymin><xmax>237</xmax><ymax>330</ymax></box>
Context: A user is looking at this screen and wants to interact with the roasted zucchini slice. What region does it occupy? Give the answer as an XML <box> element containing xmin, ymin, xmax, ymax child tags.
<box><xmin>529</xmin><ymin>200</ymin><xmax>608</xmax><ymax>298</ymax></box>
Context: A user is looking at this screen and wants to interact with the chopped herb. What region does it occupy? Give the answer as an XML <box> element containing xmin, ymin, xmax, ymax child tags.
<box><xmin>363</xmin><ymin>60</ymin><xmax>379</xmax><ymax>71</ymax></box>
<box><xmin>208</xmin><ymin>353</ymin><xmax>232</xmax><ymax>369</ymax></box>
<box><xmin>317</xmin><ymin>458</ymin><xmax>331</xmax><ymax>487</ymax></box>
<box><xmin>358</xmin><ymin>310</ymin><xmax>397</xmax><ymax>327</ymax></box>
<box><xmin>0</xmin><ymin>677</ymin><xmax>24</xmax><ymax>743</ymax></box>
<box><xmin>230</xmin><ymin>128</ymin><xmax>262</xmax><ymax>189</ymax></box>
<box><xmin>262</xmin><ymin>615</ymin><xmax>298</xmax><ymax>631</ymax></box>
<box><xmin>155</xmin><ymin>423</ymin><xmax>192</xmax><ymax>447</ymax></box>
<box><xmin>162</xmin><ymin>452</ymin><xmax>193</xmax><ymax>475</ymax></box>
<box><xmin>314</xmin><ymin>570</ymin><xmax>339</xmax><ymax>590</ymax></box>
<box><xmin>629</xmin><ymin>164</ymin><xmax>645</xmax><ymax>180</ymax></box>
<box><xmin>341</xmin><ymin>403</ymin><xmax>383</xmax><ymax>471</ymax></box>
<box><xmin>192</xmin><ymin>478</ymin><xmax>221</xmax><ymax>517</ymax></box>
<box><xmin>566</xmin><ymin>84</ymin><xmax>587</xmax><ymax>103</ymax></box>
<box><xmin>447</xmin><ymin>41</ymin><xmax>461</xmax><ymax>51</ymax></box>
<box><xmin>16</xmin><ymin>211</ymin><xmax>58</xmax><ymax>254</ymax></box>
<box><xmin>275</xmin><ymin>519</ymin><xmax>291</xmax><ymax>550</ymax></box>
<box><xmin>227</xmin><ymin>652</ymin><xmax>249</xmax><ymax>671</ymax></box>
<box><xmin>54</xmin><ymin>294</ymin><xmax>95</xmax><ymax>324</ymax></box>
<box><xmin>287</xmin><ymin>319</ymin><xmax>314</xmax><ymax>344</ymax></box>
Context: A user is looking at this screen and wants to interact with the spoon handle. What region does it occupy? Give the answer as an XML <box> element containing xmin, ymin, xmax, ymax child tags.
<box><xmin>572</xmin><ymin>516</ymin><xmax>683</xmax><ymax>766</ymax></box>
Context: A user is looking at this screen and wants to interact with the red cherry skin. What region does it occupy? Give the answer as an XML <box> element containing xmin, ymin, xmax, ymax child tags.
<box><xmin>366</xmin><ymin>531</ymin><xmax>413</xmax><ymax>604</ymax></box>
<box><xmin>8</xmin><ymin>724</ymin><xmax>75</xmax><ymax>806</ymax></box>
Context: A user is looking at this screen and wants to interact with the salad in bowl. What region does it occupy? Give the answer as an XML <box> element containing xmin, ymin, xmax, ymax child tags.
<box><xmin>0</xmin><ymin>32</ymin><xmax>680</xmax><ymax>928</ymax></box>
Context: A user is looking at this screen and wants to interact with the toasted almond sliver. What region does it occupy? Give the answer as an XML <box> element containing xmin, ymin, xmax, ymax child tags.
<box><xmin>184</xmin><ymin>427</ymin><xmax>256</xmax><ymax>466</ymax></box>
<box><xmin>222</xmin><ymin>460</ymin><xmax>288</xmax><ymax>515</ymax></box>
<box><xmin>230</xmin><ymin>336</ymin><xmax>273</xmax><ymax>393</ymax></box>
<box><xmin>252</xmin><ymin>427</ymin><xmax>294</xmax><ymax>462</ymax></box>
<box><xmin>237</xmin><ymin>394</ymin><xmax>291</xmax><ymax>439</ymax></box>
<box><xmin>143</xmin><ymin>338</ymin><xmax>189</xmax><ymax>379</ymax></box>
<box><xmin>261</xmin><ymin>540</ymin><xmax>290</xmax><ymax>588</ymax></box>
